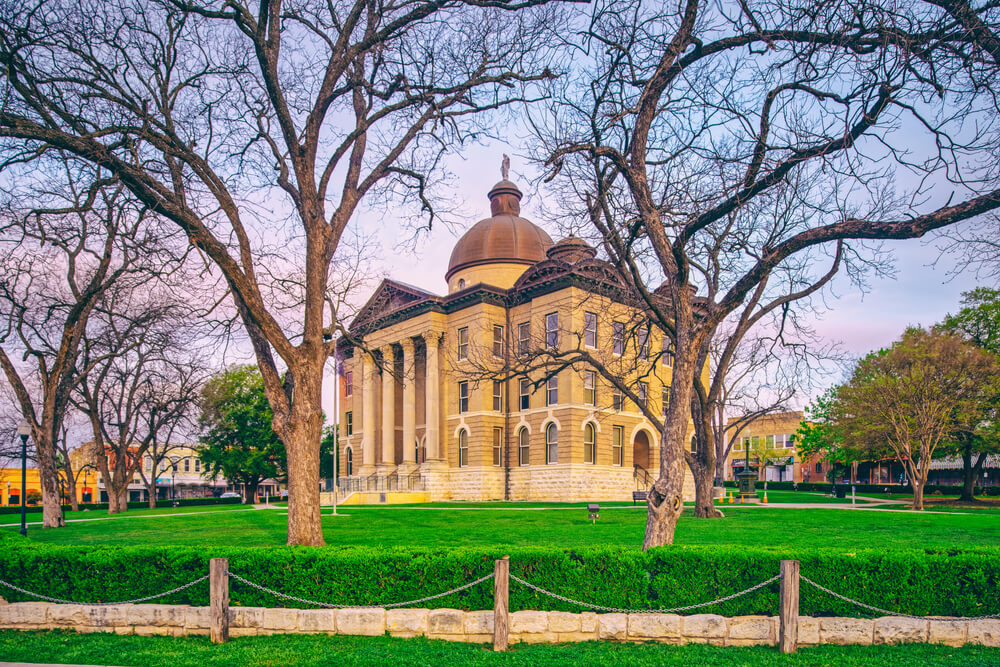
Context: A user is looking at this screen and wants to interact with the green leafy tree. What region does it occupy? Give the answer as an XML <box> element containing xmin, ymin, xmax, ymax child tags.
<box><xmin>831</xmin><ymin>328</ymin><xmax>999</xmax><ymax>510</ymax></box>
<box><xmin>199</xmin><ymin>366</ymin><xmax>337</xmax><ymax>504</ymax></box>
<box><xmin>797</xmin><ymin>389</ymin><xmax>890</xmax><ymax>484</ymax></box>
<box><xmin>198</xmin><ymin>366</ymin><xmax>285</xmax><ymax>505</ymax></box>
<box><xmin>939</xmin><ymin>288</ymin><xmax>1000</xmax><ymax>500</ymax></box>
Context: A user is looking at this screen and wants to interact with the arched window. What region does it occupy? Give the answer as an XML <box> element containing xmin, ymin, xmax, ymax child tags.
<box><xmin>545</xmin><ymin>423</ymin><xmax>558</xmax><ymax>464</ymax></box>
<box><xmin>518</xmin><ymin>427</ymin><xmax>529</xmax><ymax>466</ymax></box>
<box><xmin>584</xmin><ymin>423</ymin><xmax>596</xmax><ymax>464</ymax></box>
<box><xmin>458</xmin><ymin>278</ymin><xmax>466</xmax><ymax>289</ymax></box>
<box><xmin>346</xmin><ymin>447</ymin><xmax>353</xmax><ymax>476</ymax></box>
<box><xmin>458</xmin><ymin>429</ymin><xmax>469</xmax><ymax>467</ymax></box>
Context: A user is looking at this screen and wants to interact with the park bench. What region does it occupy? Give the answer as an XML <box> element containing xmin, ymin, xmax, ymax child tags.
<box><xmin>632</xmin><ymin>490</ymin><xmax>648</xmax><ymax>504</ymax></box>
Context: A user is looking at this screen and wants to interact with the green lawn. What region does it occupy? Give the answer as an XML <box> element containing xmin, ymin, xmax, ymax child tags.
<box><xmin>6</xmin><ymin>501</ymin><xmax>999</xmax><ymax>551</ymax></box>
<box><xmin>0</xmin><ymin>502</ymin><xmax>255</xmax><ymax>524</ymax></box>
<box><xmin>0</xmin><ymin>631</ymin><xmax>996</xmax><ymax>667</ymax></box>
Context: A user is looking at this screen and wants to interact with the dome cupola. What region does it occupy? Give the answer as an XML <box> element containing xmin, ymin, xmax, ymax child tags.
<box><xmin>445</xmin><ymin>159</ymin><xmax>553</xmax><ymax>292</ymax></box>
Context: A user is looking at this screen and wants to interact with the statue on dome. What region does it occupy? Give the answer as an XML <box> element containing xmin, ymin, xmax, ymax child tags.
<box><xmin>501</xmin><ymin>153</ymin><xmax>510</xmax><ymax>180</ymax></box>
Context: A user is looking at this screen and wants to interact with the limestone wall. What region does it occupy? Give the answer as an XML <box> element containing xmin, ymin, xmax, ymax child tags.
<box><xmin>1</xmin><ymin>602</ymin><xmax>997</xmax><ymax>647</ymax></box>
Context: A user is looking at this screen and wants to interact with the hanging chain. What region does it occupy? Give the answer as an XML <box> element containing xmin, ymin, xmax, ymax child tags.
<box><xmin>228</xmin><ymin>571</ymin><xmax>494</xmax><ymax>609</ymax></box>
<box><xmin>800</xmin><ymin>575</ymin><xmax>1000</xmax><ymax>621</ymax></box>
<box><xmin>509</xmin><ymin>573</ymin><xmax>780</xmax><ymax>614</ymax></box>
<box><xmin>0</xmin><ymin>574</ymin><xmax>209</xmax><ymax>606</ymax></box>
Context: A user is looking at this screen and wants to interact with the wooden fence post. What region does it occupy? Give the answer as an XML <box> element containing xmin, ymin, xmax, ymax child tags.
<box><xmin>493</xmin><ymin>556</ymin><xmax>509</xmax><ymax>652</ymax></box>
<box><xmin>779</xmin><ymin>559</ymin><xmax>799</xmax><ymax>654</ymax></box>
<box><xmin>210</xmin><ymin>558</ymin><xmax>229</xmax><ymax>644</ymax></box>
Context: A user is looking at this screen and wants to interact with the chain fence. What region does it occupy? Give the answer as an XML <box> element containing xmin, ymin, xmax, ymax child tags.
<box><xmin>0</xmin><ymin>574</ymin><xmax>209</xmax><ymax>606</ymax></box>
<box><xmin>509</xmin><ymin>572</ymin><xmax>780</xmax><ymax>614</ymax></box>
<box><xmin>799</xmin><ymin>575</ymin><xmax>1000</xmax><ymax>621</ymax></box>
<box><xmin>228</xmin><ymin>570</ymin><xmax>494</xmax><ymax>609</ymax></box>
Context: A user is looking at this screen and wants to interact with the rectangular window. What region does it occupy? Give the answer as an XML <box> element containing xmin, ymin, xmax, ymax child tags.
<box><xmin>545</xmin><ymin>312</ymin><xmax>559</xmax><ymax>349</ymax></box>
<box><xmin>638</xmin><ymin>326</ymin><xmax>649</xmax><ymax>359</ymax></box>
<box><xmin>766</xmin><ymin>435</ymin><xmax>776</xmax><ymax>449</ymax></box>
<box><xmin>815</xmin><ymin>462</ymin><xmax>823</xmax><ymax>474</ymax></box>
<box><xmin>612</xmin><ymin>321</ymin><xmax>624</xmax><ymax>356</ymax></box>
<box><xmin>583</xmin><ymin>370</ymin><xmax>597</xmax><ymax>406</ymax></box>
<box><xmin>195</xmin><ymin>459</ymin><xmax>201</xmax><ymax>473</ymax></box>
<box><xmin>612</xmin><ymin>389</ymin><xmax>624</xmax><ymax>411</ymax></box>
<box><xmin>493</xmin><ymin>381</ymin><xmax>503</xmax><ymax>411</ymax></box>
<box><xmin>613</xmin><ymin>426</ymin><xmax>624</xmax><ymax>466</ymax></box>
<box><xmin>519</xmin><ymin>378</ymin><xmax>530</xmax><ymax>410</ymax></box>
<box><xmin>145</xmin><ymin>456</ymin><xmax>152</xmax><ymax>471</ymax></box>
<box><xmin>546</xmin><ymin>375</ymin><xmax>558</xmax><ymax>406</ymax></box>
<box><xmin>518</xmin><ymin>322</ymin><xmax>530</xmax><ymax>355</ymax></box>
<box><xmin>346</xmin><ymin>411</ymin><xmax>353</xmax><ymax>436</ymax></box>
<box><xmin>493</xmin><ymin>427</ymin><xmax>503</xmax><ymax>467</ymax></box>
<box><xmin>345</xmin><ymin>371</ymin><xmax>353</xmax><ymax>396</ymax></box>
<box><xmin>637</xmin><ymin>381</ymin><xmax>648</xmax><ymax>408</ymax></box>
<box><xmin>457</xmin><ymin>327</ymin><xmax>469</xmax><ymax>361</ymax></box>
<box><xmin>493</xmin><ymin>325</ymin><xmax>504</xmax><ymax>358</ymax></box>
<box><xmin>662</xmin><ymin>338</ymin><xmax>675</xmax><ymax>368</ymax></box>
<box><xmin>584</xmin><ymin>311</ymin><xmax>597</xmax><ymax>348</ymax></box>
<box><xmin>458</xmin><ymin>381</ymin><xmax>469</xmax><ymax>413</ymax></box>
<box><xmin>184</xmin><ymin>458</ymin><xmax>190</xmax><ymax>473</ymax></box>
<box><xmin>785</xmin><ymin>433</ymin><xmax>796</xmax><ymax>448</ymax></box>
<box><xmin>662</xmin><ymin>386</ymin><xmax>670</xmax><ymax>417</ymax></box>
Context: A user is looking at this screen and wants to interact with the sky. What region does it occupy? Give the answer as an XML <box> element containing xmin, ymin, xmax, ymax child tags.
<box><xmin>319</xmin><ymin>142</ymin><xmax>989</xmax><ymax>418</ymax></box>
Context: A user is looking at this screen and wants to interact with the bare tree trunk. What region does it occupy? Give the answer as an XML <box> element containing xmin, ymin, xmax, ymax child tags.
<box><xmin>64</xmin><ymin>470</ymin><xmax>78</xmax><ymax>512</ymax></box>
<box><xmin>281</xmin><ymin>384</ymin><xmax>324</xmax><ymax>546</ymax></box>
<box><xmin>912</xmin><ymin>480</ymin><xmax>925</xmax><ymax>511</ymax></box>
<box><xmin>960</xmin><ymin>447</ymin><xmax>984</xmax><ymax>502</ymax></box>
<box><xmin>691</xmin><ymin>406</ymin><xmax>723</xmax><ymax>518</ymax></box>
<box><xmin>692</xmin><ymin>465</ymin><xmax>721</xmax><ymax>518</ymax></box>
<box><xmin>107</xmin><ymin>487</ymin><xmax>128</xmax><ymax>513</ymax></box>
<box><xmin>644</xmin><ymin>350</ymin><xmax>698</xmax><ymax>549</ymax></box>
<box><xmin>37</xmin><ymin>442</ymin><xmax>65</xmax><ymax>527</ymax></box>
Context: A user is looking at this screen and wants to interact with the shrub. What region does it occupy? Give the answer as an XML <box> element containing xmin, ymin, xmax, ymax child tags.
<box><xmin>0</xmin><ymin>543</ymin><xmax>996</xmax><ymax>619</ymax></box>
<box><xmin>24</xmin><ymin>491</ymin><xmax>42</xmax><ymax>506</ymax></box>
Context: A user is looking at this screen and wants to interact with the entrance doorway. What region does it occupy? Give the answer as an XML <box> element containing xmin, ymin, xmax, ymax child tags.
<box><xmin>633</xmin><ymin>430</ymin><xmax>650</xmax><ymax>469</ymax></box>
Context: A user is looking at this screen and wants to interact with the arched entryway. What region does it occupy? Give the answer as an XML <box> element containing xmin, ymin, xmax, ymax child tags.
<box><xmin>633</xmin><ymin>430</ymin><xmax>650</xmax><ymax>469</ymax></box>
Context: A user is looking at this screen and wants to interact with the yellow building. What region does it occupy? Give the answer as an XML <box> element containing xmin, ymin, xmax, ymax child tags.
<box><xmin>725</xmin><ymin>411</ymin><xmax>810</xmax><ymax>482</ymax></box>
<box><xmin>336</xmin><ymin>176</ymin><xmax>695</xmax><ymax>502</ymax></box>
<box><xmin>0</xmin><ymin>466</ymin><xmax>94</xmax><ymax>506</ymax></box>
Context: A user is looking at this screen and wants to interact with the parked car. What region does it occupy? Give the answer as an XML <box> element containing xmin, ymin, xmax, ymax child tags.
<box><xmin>220</xmin><ymin>492</ymin><xmax>241</xmax><ymax>499</ymax></box>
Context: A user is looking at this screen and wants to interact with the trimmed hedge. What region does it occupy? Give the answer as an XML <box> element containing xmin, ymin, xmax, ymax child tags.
<box><xmin>0</xmin><ymin>497</ymin><xmax>242</xmax><ymax>516</ymax></box>
<box><xmin>0</xmin><ymin>543</ymin><xmax>997</xmax><ymax>619</ymax></box>
<box><xmin>720</xmin><ymin>480</ymin><xmax>1000</xmax><ymax>496</ymax></box>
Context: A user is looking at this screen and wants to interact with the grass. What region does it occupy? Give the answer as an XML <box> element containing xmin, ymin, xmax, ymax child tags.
<box><xmin>5</xmin><ymin>501</ymin><xmax>1000</xmax><ymax>551</ymax></box>
<box><xmin>0</xmin><ymin>502</ymin><xmax>255</xmax><ymax>524</ymax></box>
<box><xmin>0</xmin><ymin>630</ymin><xmax>996</xmax><ymax>667</ymax></box>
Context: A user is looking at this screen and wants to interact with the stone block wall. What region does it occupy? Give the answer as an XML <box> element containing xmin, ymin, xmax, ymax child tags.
<box><xmin>1</xmin><ymin>602</ymin><xmax>998</xmax><ymax>648</ymax></box>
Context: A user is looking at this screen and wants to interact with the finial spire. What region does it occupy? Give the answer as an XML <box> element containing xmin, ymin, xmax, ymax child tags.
<box><xmin>501</xmin><ymin>153</ymin><xmax>510</xmax><ymax>180</ymax></box>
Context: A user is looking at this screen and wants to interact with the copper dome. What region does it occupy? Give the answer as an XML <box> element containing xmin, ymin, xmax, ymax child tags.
<box><xmin>445</xmin><ymin>180</ymin><xmax>554</xmax><ymax>281</ymax></box>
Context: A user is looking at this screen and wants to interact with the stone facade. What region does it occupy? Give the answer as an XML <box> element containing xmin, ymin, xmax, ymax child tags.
<box><xmin>3</xmin><ymin>602</ymin><xmax>999</xmax><ymax>648</ymax></box>
<box><xmin>335</xmin><ymin>178</ymin><xmax>700</xmax><ymax>503</ymax></box>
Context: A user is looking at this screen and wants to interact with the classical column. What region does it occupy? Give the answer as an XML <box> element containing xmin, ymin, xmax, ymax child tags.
<box><xmin>380</xmin><ymin>344</ymin><xmax>396</xmax><ymax>470</ymax></box>
<box><xmin>360</xmin><ymin>354</ymin><xmax>376</xmax><ymax>475</ymax></box>
<box><xmin>424</xmin><ymin>332</ymin><xmax>442</xmax><ymax>461</ymax></box>
<box><xmin>401</xmin><ymin>338</ymin><xmax>417</xmax><ymax>469</ymax></box>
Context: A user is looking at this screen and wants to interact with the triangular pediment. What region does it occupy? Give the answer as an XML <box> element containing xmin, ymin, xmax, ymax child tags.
<box><xmin>349</xmin><ymin>279</ymin><xmax>435</xmax><ymax>335</ymax></box>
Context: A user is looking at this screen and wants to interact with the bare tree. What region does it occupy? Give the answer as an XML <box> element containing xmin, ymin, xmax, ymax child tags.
<box><xmin>0</xmin><ymin>158</ymin><xmax>167</xmax><ymax>527</ymax></box>
<box><xmin>0</xmin><ymin>0</ymin><xmax>576</xmax><ymax>545</ymax></box>
<box><xmin>532</xmin><ymin>0</ymin><xmax>1000</xmax><ymax>547</ymax></box>
<box><xmin>74</xmin><ymin>295</ymin><xmax>205</xmax><ymax>513</ymax></box>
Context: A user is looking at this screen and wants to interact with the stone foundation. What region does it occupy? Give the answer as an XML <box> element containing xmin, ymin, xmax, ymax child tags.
<box><xmin>1</xmin><ymin>603</ymin><xmax>998</xmax><ymax>647</ymax></box>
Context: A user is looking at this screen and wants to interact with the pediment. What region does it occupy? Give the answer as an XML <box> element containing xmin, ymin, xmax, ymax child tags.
<box><xmin>349</xmin><ymin>279</ymin><xmax>434</xmax><ymax>335</ymax></box>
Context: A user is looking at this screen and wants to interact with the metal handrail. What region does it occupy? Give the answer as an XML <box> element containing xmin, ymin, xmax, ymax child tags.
<box><xmin>633</xmin><ymin>464</ymin><xmax>653</xmax><ymax>490</ymax></box>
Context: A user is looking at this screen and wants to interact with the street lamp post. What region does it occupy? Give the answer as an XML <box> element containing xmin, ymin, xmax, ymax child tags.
<box><xmin>17</xmin><ymin>420</ymin><xmax>30</xmax><ymax>537</ymax></box>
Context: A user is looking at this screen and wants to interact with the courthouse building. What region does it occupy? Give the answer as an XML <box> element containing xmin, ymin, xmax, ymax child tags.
<box><xmin>336</xmin><ymin>175</ymin><xmax>695</xmax><ymax>502</ymax></box>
